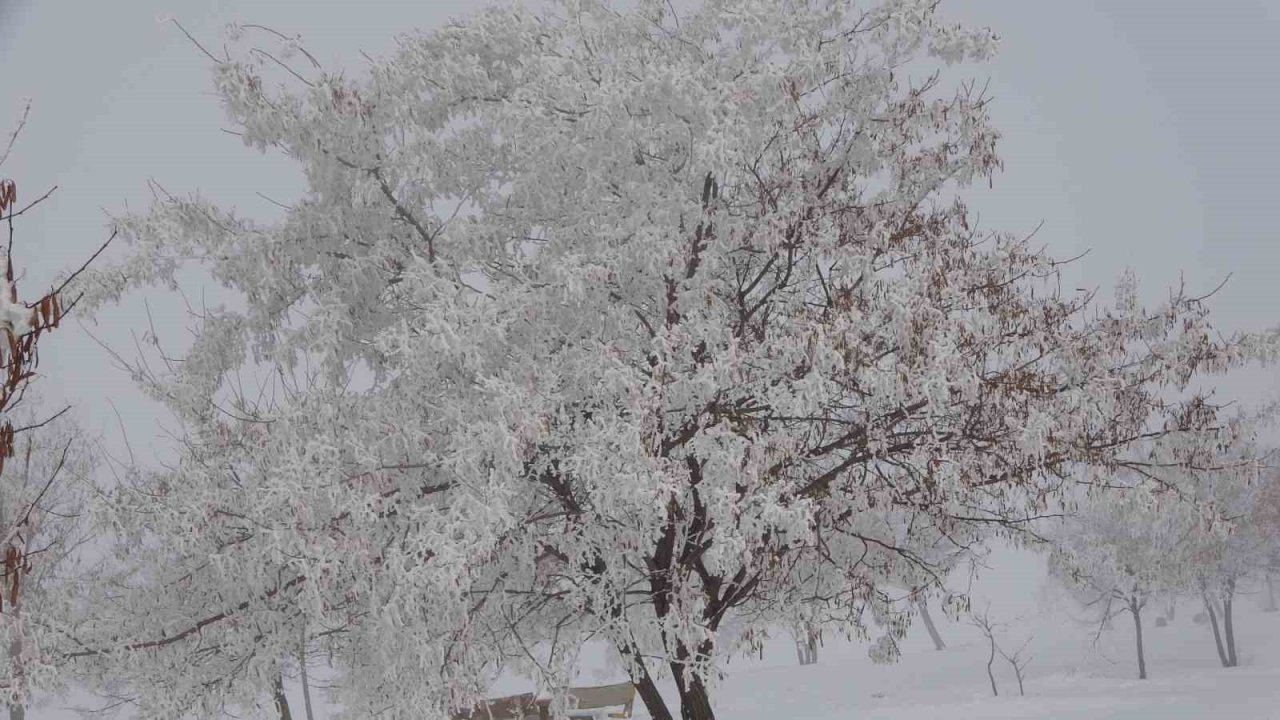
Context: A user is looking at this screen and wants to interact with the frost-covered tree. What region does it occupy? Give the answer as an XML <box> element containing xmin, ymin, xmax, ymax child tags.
<box><xmin>1048</xmin><ymin>485</ymin><xmax>1197</xmax><ymax>680</ymax></box>
<box><xmin>1051</xmin><ymin>439</ymin><xmax>1273</xmax><ymax>676</ymax></box>
<box><xmin>1250</xmin><ymin>469</ymin><xmax>1280</xmax><ymax>612</ymax></box>
<box><xmin>0</xmin><ymin>410</ymin><xmax>96</xmax><ymax>720</ymax></box>
<box><xmin>1179</xmin><ymin>451</ymin><xmax>1272</xmax><ymax>669</ymax></box>
<box><xmin>0</xmin><ymin>110</ymin><xmax>105</xmax><ymax>720</ymax></box>
<box><xmin>73</xmin><ymin>1</ymin><xmax>1280</xmax><ymax>718</ymax></box>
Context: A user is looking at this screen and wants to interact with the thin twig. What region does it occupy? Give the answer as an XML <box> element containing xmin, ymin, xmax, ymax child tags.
<box><xmin>169</xmin><ymin>19</ymin><xmax>222</xmax><ymax>65</ymax></box>
<box><xmin>9</xmin><ymin>405</ymin><xmax>71</xmax><ymax>435</ymax></box>
<box><xmin>0</xmin><ymin>185</ymin><xmax>58</xmax><ymax>223</ymax></box>
<box><xmin>50</xmin><ymin>230</ymin><xmax>117</xmax><ymax>300</ymax></box>
<box><xmin>0</xmin><ymin>101</ymin><xmax>32</xmax><ymax>169</ymax></box>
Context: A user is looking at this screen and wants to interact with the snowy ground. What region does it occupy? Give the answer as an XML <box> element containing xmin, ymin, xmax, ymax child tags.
<box><xmin>709</xmin><ymin>613</ymin><xmax>1280</xmax><ymax>720</ymax></box>
<box><xmin>524</xmin><ymin>545</ymin><xmax>1280</xmax><ymax>719</ymax></box>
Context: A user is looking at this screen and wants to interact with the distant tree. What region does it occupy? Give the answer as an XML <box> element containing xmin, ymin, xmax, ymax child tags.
<box><xmin>1180</xmin><ymin>454</ymin><xmax>1272</xmax><ymax>669</ymax></box>
<box><xmin>1048</xmin><ymin>482</ymin><xmax>1199</xmax><ymax>680</ymax></box>
<box><xmin>1052</xmin><ymin>440</ymin><xmax>1273</xmax><ymax>675</ymax></box>
<box><xmin>1250</xmin><ymin>470</ymin><xmax>1280</xmax><ymax>612</ymax></box>
<box><xmin>72</xmin><ymin>1</ymin><xmax>1280</xmax><ymax>718</ymax></box>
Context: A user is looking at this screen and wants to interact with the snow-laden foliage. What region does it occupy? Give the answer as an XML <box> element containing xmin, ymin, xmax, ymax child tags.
<box><xmin>1176</xmin><ymin>448</ymin><xmax>1274</xmax><ymax>658</ymax></box>
<box><xmin>0</xmin><ymin>410</ymin><xmax>96</xmax><ymax>713</ymax></box>
<box><xmin>1049</xmin><ymin>486</ymin><xmax>1191</xmax><ymax>621</ymax></box>
<box><xmin>1254</xmin><ymin>470</ymin><xmax>1280</xmax><ymax>572</ymax></box>
<box><xmin>72</xmin><ymin>0</ymin><xmax>1280</xmax><ymax>718</ymax></box>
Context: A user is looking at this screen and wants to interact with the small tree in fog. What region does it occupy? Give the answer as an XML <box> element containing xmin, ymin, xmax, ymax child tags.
<box><xmin>1049</xmin><ymin>485</ymin><xmax>1195</xmax><ymax>680</ymax></box>
<box><xmin>1180</xmin><ymin>454</ymin><xmax>1272</xmax><ymax>669</ymax></box>
<box><xmin>1053</xmin><ymin>442</ymin><xmax>1274</xmax><ymax>675</ymax></box>
<box><xmin>1250</xmin><ymin>470</ymin><xmax>1280</xmax><ymax>612</ymax></box>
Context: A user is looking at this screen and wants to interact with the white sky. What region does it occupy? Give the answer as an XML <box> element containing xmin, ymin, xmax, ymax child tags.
<box><xmin>2</xmin><ymin>0</ymin><xmax>1280</xmax><ymax>714</ymax></box>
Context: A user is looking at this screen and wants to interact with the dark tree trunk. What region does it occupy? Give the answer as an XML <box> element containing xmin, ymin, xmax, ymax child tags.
<box><xmin>917</xmin><ymin>599</ymin><xmax>946</xmax><ymax>651</ymax></box>
<box><xmin>985</xmin><ymin>633</ymin><xmax>999</xmax><ymax>697</ymax></box>
<box><xmin>617</xmin><ymin>642</ymin><xmax>675</xmax><ymax>720</ymax></box>
<box><xmin>672</xmin><ymin>672</ymin><xmax>716</xmax><ymax>720</ymax></box>
<box><xmin>668</xmin><ymin>638</ymin><xmax>718</xmax><ymax>720</ymax></box>
<box><xmin>1129</xmin><ymin>597</ymin><xmax>1147</xmax><ymax>680</ymax></box>
<box><xmin>300</xmin><ymin>658</ymin><xmax>315</xmax><ymax>720</ymax></box>
<box><xmin>1166</xmin><ymin>594</ymin><xmax>1176</xmax><ymax>622</ymax></box>
<box><xmin>1223</xmin><ymin>579</ymin><xmax>1238</xmax><ymax>667</ymax></box>
<box><xmin>274</xmin><ymin>676</ymin><xmax>294</xmax><ymax>720</ymax></box>
<box><xmin>1267</xmin><ymin>573</ymin><xmax>1278</xmax><ymax>613</ymax></box>
<box><xmin>1203</xmin><ymin>594</ymin><xmax>1230</xmax><ymax>668</ymax></box>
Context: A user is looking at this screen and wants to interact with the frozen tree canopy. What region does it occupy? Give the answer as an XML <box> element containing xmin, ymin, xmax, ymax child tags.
<box><xmin>70</xmin><ymin>1</ymin><xmax>1280</xmax><ymax>718</ymax></box>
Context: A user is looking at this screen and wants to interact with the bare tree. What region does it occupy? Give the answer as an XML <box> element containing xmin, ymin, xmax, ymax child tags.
<box><xmin>969</xmin><ymin>608</ymin><xmax>999</xmax><ymax>697</ymax></box>
<box><xmin>969</xmin><ymin>606</ymin><xmax>1033</xmax><ymax>697</ymax></box>
<box><xmin>997</xmin><ymin>636</ymin><xmax>1033</xmax><ymax>697</ymax></box>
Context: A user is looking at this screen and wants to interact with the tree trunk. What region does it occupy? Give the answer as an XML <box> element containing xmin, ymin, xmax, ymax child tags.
<box><xmin>617</xmin><ymin>641</ymin><xmax>675</xmax><ymax>720</ymax></box>
<box><xmin>673</xmin><ymin>673</ymin><xmax>715</xmax><ymax>720</ymax></box>
<box><xmin>1166</xmin><ymin>594</ymin><xmax>1176</xmax><ymax>622</ymax></box>
<box><xmin>1223</xmin><ymin>579</ymin><xmax>1238</xmax><ymax>668</ymax></box>
<box><xmin>917</xmin><ymin>599</ymin><xmax>946</xmax><ymax>651</ymax></box>
<box><xmin>670</xmin><ymin>640</ymin><xmax>717</xmax><ymax>720</ymax></box>
<box><xmin>1203</xmin><ymin>594</ymin><xmax>1229</xmax><ymax>668</ymax></box>
<box><xmin>1267</xmin><ymin>573</ymin><xmax>1278</xmax><ymax>613</ymax></box>
<box><xmin>1010</xmin><ymin>660</ymin><xmax>1025</xmax><ymax>696</ymax></box>
<box><xmin>274</xmin><ymin>675</ymin><xmax>295</xmax><ymax>720</ymax></box>
<box><xmin>8</xmin><ymin>567</ymin><xmax>23</xmax><ymax>720</ymax></box>
<box><xmin>794</xmin><ymin>626</ymin><xmax>818</xmax><ymax>665</ymax></box>
<box><xmin>795</xmin><ymin>637</ymin><xmax>817</xmax><ymax>665</ymax></box>
<box><xmin>985</xmin><ymin>634</ymin><xmax>998</xmax><ymax>697</ymax></box>
<box><xmin>299</xmin><ymin>642</ymin><xmax>315</xmax><ymax>720</ymax></box>
<box><xmin>633</xmin><ymin>671</ymin><xmax>675</xmax><ymax>720</ymax></box>
<box><xmin>1129</xmin><ymin>597</ymin><xmax>1147</xmax><ymax>680</ymax></box>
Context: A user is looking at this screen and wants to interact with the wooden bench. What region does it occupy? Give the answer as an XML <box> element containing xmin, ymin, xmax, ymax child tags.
<box><xmin>452</xmin><ymin>692</ymin><xmax>539</xmax><ymax>720</ymax></box>
<box><xmin>535</xmin><ymin>683</ymin><xmax>636</xmax><ymax>720</ymax></box>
